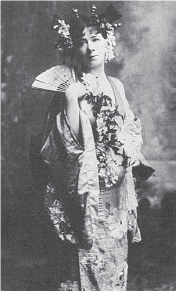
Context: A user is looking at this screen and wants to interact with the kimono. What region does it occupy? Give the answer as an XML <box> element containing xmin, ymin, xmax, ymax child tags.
<box><xmin>31</xmin><ymin>68</ymin><xmax>154</xmax><ymax>291</ymax></box>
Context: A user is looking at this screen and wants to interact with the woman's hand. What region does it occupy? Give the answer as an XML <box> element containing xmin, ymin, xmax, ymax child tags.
<box><xmin>65</xmin><ymin>81</ymin><xmax>87</xmax><ymax>104</ymax></box>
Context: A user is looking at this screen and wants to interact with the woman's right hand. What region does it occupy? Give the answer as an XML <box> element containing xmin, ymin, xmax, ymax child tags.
<box><xmin>65</xmin><ymin>81</ymin><xmax>87</xmax><ymax>104</ymax></box>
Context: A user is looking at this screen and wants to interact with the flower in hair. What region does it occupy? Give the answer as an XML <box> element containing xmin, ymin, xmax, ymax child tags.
<box><xmin>105</xmin><ymin>29</ymin><xmax>117</xmax><ymax>61</ymax></box>
<box><xmin>52</xmin><ymin>15</ymin><xmax>74</xmax><ymax>55</ymax></box>
<box><xmin>53</xmin><ymin>19</ymin><xmax>70</xmax><ymax>37</ymax></box>
<box><xmin>51</xmin><ymin>5</ymin><xmax>122</xmax><ymax>57</ymax></box>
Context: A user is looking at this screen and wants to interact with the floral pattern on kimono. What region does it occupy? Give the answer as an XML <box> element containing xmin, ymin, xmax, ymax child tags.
<box><xmin>37</xmin><ymin>72</ymin><xmax>155</xmax><ymax>291</ymax></box>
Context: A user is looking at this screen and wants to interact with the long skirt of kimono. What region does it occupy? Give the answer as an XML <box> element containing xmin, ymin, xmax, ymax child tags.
<box><xmin>55</xmin><ymin>165</ymin><xmax>128</xmax><ymax>291</ymax></box>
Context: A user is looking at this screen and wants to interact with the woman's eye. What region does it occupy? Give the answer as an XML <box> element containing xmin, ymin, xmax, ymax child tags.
<box><xmin>93</xmin><ymin>38</ymin><xmax>100</xmax><ymax>42</ymax></box>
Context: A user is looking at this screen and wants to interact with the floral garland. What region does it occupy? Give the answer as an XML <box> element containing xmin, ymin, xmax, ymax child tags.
<box><xmin>95</xmin><ymin>96</ymin><xmax>125</xmax><ymax>187</ymax></box>
<box><xmin>81</xmin><ymin>73</ymin><xmax>125</xmax><ymax>187</ymax></box>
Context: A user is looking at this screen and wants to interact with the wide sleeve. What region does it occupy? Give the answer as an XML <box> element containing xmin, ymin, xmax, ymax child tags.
<box><xmin>29</xmin><ymin>91</ymin><xmax>65</xmax><ymax>186</ymax></box>
<box><xmin>40</xmin><ymin>109</ymin><xmax>99</xmax><ymax>250</ymax></box>
<box><xmin>115</xmin><ymin>79</ymin><xmax>155</xmax><ymax>181</ymax></box>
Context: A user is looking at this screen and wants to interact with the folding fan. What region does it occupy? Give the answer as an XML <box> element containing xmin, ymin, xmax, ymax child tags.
<box><xmin>32</xmin><ymin>65</ymin><xmax>76</xmax><ymax>92</ymax></box>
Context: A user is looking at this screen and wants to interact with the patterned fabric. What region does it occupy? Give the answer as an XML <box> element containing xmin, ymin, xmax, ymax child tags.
<box><xmin>41</xmin><ymin>109</ymin><xmax>100</xmax><ymax>250</ymax></box>
<box><xmin>57</xmin><ymin>281</ymin><xmax>80</xmax><ymax>291</ymax></box>
<box><xmin>39</xmin><ymin>74</ymin><xmax>154</xmax><ymax>291</ymax></box>
<box><xmin>78</xmin><ymin>171</ymin><xmax>128</xmax><ymax>291</ymax></box>
<box><xmin>45</xmin><ymin>184</ymin><xmax>77</xmax><ymax>244</ymax></box>
<box><xmin>57</xmin><ymin>175</ymin><xmax>129</xmax><ymax>291</ymax></box>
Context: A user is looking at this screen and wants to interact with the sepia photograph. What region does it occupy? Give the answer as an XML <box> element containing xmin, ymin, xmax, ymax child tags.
<box><xmin>1</xmin><ymin>1</ymin><xmax>176</xmax><ymax>290</ymax></box>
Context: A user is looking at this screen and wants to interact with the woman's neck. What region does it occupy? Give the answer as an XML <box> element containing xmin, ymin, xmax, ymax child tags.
<box><xmin>82</xmin><ymin>64</ymin><xmax>106</xmax><ymax>78</ymax></box>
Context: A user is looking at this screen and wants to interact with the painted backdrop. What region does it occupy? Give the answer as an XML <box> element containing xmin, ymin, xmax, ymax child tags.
<box><xmin>1</xmin><ymin>2</ymin><xmax>176</xmax><ymax>291</ymax></box>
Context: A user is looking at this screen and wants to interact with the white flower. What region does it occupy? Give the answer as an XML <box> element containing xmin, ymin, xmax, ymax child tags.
<box><xmin>107</xmin><ymin>209</ymin><xmax>127</xmax><ymax>239</ymax></box>
<box><xmin>57</xmin><ymin>20</ymin><xmax>70</xmax><ymax>37</ymax></box>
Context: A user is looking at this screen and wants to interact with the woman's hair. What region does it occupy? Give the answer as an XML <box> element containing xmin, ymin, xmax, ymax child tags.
<box><xmin>52</xmin><ymin>5</ymin><xmax>122</xmax><ymax>61</ymax></box>
<box><xmin>69</xmin><ymin>15</ymin><xmax>117</xmax><ymax>62</ymax></box>
<box><xmin>69</xmin><ymin>16</ymin><xmax>108</xmax><ymax>41</ymax></box>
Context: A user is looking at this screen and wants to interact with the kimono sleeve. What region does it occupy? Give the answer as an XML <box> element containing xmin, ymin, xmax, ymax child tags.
<box><xmin>117</xmin><ymin>80</ymin><xmax>155</xmax><ymax>181</ymax></box>
<box><xmin>29</xmin><ymin>91</ymin><xmax>65</xmax><ymax>186</ymax></box>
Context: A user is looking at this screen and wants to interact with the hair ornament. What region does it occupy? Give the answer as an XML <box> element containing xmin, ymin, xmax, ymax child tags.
<box><xmin>52</xmin><ymin>14</ymin><xmax>74</xmax><ymax>55</ymax></box>
<box><xmin>72</xmin><ymin>8</ymin><xmax>79</xmax><ymax>19</ymax></box>
<box><xmin>91</xmin><ymin>4</ymin><xmax>96</xmax><ymax>15</ymax></box>
<box><xmin>91</xmin><ymin>4</ymin><xmax>99</xmax><ymax>23</ymax></box>
<box><xmin>112</xmin><ymin>23</ymin><xmax>122</xmax><ymax>29</ymax></box>
<box><xmin>52</xmin><ymin>4</ymin><xmax>122</xmax><ymax>58</ymax></box>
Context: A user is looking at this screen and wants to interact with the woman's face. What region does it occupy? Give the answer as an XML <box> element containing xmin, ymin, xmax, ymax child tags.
<box><xmin>74</xmin><ymin>27</ymin><xmax>106</xmax><ymax>70</ymax></box>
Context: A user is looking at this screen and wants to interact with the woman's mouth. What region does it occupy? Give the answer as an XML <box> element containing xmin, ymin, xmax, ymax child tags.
<box><xmin>89</xmin><ymin>55</ymin><xmax>98</xmax><ymax>60</ymax></box>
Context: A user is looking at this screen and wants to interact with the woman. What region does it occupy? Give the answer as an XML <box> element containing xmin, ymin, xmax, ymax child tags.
<box><xmin>31</xmin><ymin>5</ymin><xmax>154</xmax><ymax>291</ymax></box>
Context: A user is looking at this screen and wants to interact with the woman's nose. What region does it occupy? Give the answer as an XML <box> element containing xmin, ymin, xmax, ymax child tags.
<box><xmin>87</xmin><ymin>41</ymin><xmax>95</xmax><ymax>52</ymax></box>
